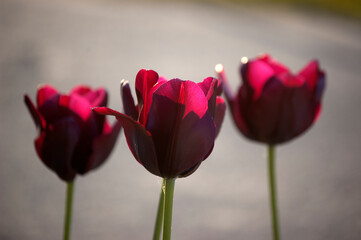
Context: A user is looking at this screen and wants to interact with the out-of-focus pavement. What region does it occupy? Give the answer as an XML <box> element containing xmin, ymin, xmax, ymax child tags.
<box><xmin>1</xmin><ymin>0</ymin><xmax>361</xmax><ymax>239</ymax></box>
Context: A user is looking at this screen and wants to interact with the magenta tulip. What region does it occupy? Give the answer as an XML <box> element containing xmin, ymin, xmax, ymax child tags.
<box><xmin>218</xmin><ymin>54</ymin><xmax>325</xmax><ymax>144</ymax></box>
<box><xmin>93</xmin><ymin>69</ymin><xmax>225</xmax><ymax>179</ymax></box>
<box><xmin>24</xmin><ymin>85</ymin><xmax>121</xmax><ymax>182</ymax></box>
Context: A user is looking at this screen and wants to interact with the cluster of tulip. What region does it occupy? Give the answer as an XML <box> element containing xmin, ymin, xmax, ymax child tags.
<box><xmin>24</xmin><ymin>54</ymin><xmax>325</xmax><ymax>240</ymax></box>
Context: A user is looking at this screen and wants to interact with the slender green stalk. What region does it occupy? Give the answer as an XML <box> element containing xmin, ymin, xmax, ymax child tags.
<box><xmin>63</xmin><ymin>181</ymin><xmax>75</xmax><ymax>240</ymax></box>
<box><xmin>268</xmin><ymin>145</ymin><xmax>280</xmax><ymax>240</ymax></box>
<box><xmin>162</xmin><ymin>178</ymin><xmax>175</xmax><ymax>240</ymax></box>
<box><xmin>153</xmin><ymin>179</ymin><xmax>165</xmax><ymax>240</ymax></box>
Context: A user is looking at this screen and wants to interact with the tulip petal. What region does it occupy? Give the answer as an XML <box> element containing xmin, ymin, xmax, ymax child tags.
<box><xmin>298</xmin><ymin>60</ymin><xmax>319</xmax><ymax>91</ymax></box>
<box><xmin>147</xmin><ymin>80</ymin><xmax>215</xmax><ymax>178</ymax></box>
<box><xmin>120</xmin><ymin>80</ymin><xmax>138</xmax><ymax>120</ymax></box>
<box><xmin>83</xmin><ymin>88</ymin><xmax>108</xmax><ymax>134</ymax></box>
<box><xmin>70</xmin><ymin>86</ymin><xmax>107</xmax><ymax>107</ymax></box>
<box><xmin>215</xmin><ymin>97</ymin><xmax>226</xmax><ymax>137</ymax></box>
<box><xmin>152</xmin><ymin>79</ymin><xmax>208</xmax><ymax>118</ymax></box>
<box><xmin>232</xmin><ymin>86</ymin><xmax>252</xmax><ymax>138</ymax></box>
<box><xmin>135</xmin><ymin>69</ymin><xmax>159</xmax><ymax>124</ymax></box>
<box><xmin>69</xmin><ymin>86</ymin><xmax>108</xmax><ymax>133</ymax></box>
<box><xmin>260</xmin><ymin>54</ymin><xmax>289</xmax><ymax>75</ymax></box>
<box><xmin>37</xmin><ymin>85</ymin><xmax>58</xmax><ymax>108</ymax></box>
<box><xmin>197</xmin><ymin>77</ymin><xmax>217</xmax><ymax>119</ymax></box>
<box><xmin>277</xmin><ymin>73</ymin><xmax>304</xmax><ymax>87</ymax></box>
<box><xmin>197</xmin><ymin>77</ymin><xmax>216</xmax><ymax>100</ymax></box>
<box><xmin>24</xmin><ymin>94</ymin><xmax>45</xmax><ymax>130</ymax></box>
<box><xmin>243</xmin><ymin>60</ymin><xmax>275</xmax><ymax>100</ymax></box>
<box><xmin>216</xmin><ymin>64</ymin><xmax>236</xmax><ymax>111</ymax></box>
<box><xmin>92</xmin><ymin>107</ymin><xmax>160</xmax><ymax>176</ymax></box>
<box><xmin>40</xmin><ymin>117</ymin><xmax>80</xmax><ymax>182</ymax></box>
<box><xmin>179</xmin><ymin>162</ymin><xmax>202</xmax><ymax>178</ymax></box>
<box><xmin>85</xmin><ymin>121</ymin><xmax>122</xmax><ymax>173</ymax></box>
<box><xmin>241</xmin><ymin>77</ymin><xmax>317</xmax><ymax>144</ymax></box>
<box><xmin>314</xmin><ymin>70</ymin><xmax>326</xmax><ymax>103</ymax></box>
<box><xmin>66</xmin><ymin>94</ymin><xmax>93</xmax><ymax>122</ymax></box>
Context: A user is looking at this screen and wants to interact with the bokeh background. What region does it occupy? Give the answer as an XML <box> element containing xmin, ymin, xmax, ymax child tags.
<box><xmin>1</xmin><ymin>0</ymin><xmax>361</xmax><ymax>239</ymax></box>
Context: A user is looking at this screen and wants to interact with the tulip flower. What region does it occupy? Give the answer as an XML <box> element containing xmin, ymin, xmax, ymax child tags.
<box><xmin>217</xmin><ymin>54</ymin><xmax>325</xmax><ymax>144</ymax></box>
<box><xmin>93</xmin><ymin>69</ymin><xmax>225</xmax><ymax>240</ymax></box>
<box><xmin>216</xmin><ymin>54</ymin><xmax>325</xmax><ymax>240</ymax></box>
<box><xmin>24</xmin><ymin>85</ymin><xmax>121</xmax><ymax>240</ymax></box>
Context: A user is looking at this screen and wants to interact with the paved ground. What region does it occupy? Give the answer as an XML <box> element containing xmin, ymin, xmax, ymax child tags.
<box><xmin>1</xmin><ymin>0</ymin><xmax>361</xmax><ymax>239</ymax></box>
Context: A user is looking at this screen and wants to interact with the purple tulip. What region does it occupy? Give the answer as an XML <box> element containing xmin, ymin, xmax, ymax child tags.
<box><xmin>93</xmin><ymin>69</ymin><xmax>225</xmax><ymax>179</ymax></box>
<box><xmin>217</xmin><ymin>54</ymin><xmax>325</xmax><ymax>144</ymax></box>
<box><xmin>24</xmin><ymin>85</ymin><xmax>121</xmax><ymax>182</ymax></box>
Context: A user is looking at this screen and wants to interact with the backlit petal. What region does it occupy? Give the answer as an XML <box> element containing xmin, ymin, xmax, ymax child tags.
<box><xmin>244</xmin><ymin>59</ymin><xmax>275</xmax><ymax>99</ymax></box>
<box><xmin>135</xmin><ymin>69</ymin><xmax>159</xmax><ymax>124</ymax></box>
<box><xmin>259</xmin><ymin>54</ymin><xmax>289</xmax><ymax>75</ymax></box>
<box><xmin>298</xmin><ymin>60</ymin><xmax>319</xmax><ymax>91</ymax></box>
<box><xmin>66</xmin><ymin>94</ymin><xmax>92</xmax><ymax>122</ymax></box>
<box><xmin>197</xmin><ymin>77</ymin><xmax>217</xmax><ymax>119</ymax></box>
<box><xmin>37</xmin><ymin>85</ymin><xmax>58</xmax><ymax>108</ymax></box>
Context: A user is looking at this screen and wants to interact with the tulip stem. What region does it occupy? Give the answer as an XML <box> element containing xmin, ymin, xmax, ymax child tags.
<box><xmin>162</xmin><ymin>178</ymin><xmax>175</xmax><ymax>240</ymax></box>
<box><xmin>63</xmin><ymin>181</ymin><xmax>74</xmax><ymax>240</ymax></box>
<box><xmin>268</xmin><ymin>145</ymin><xmax>280</xmax><ymax>240</ymax></box>
<box><xmin>153</xmin><ymin>179</ymin><xmax>165</xmax><ymax>240</ymax></box>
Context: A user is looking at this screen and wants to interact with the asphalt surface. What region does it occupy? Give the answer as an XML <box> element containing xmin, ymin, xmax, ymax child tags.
<box><xmin>1</xmin><ymin>0</ymin><xmax>361</xmax><ymax>239</ymax></box>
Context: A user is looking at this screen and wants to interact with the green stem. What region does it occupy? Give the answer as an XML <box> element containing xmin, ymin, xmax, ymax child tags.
<box><xmin>162</xmin><ymin>178</ymin><xmax>175</xmax><ymax>240</ymax></box>
<box><xmin>268</xmin><ymin>145</ymin><xmax>280</xmax><ymax>240</ymax></box>
<box><xmin>153</xmin><ymin>179</ymin><xmax>165</xmax><ymax>240</ymax></box>
<box><xmin>63</xmin><ymin>181</ymin><xmax>75</xmax><ymax>240</ymax></box>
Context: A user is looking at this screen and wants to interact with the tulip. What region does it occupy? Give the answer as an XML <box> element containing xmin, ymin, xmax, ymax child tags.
<box><xmin>24</xmin><ymin>85</ymin><xmax>121</xmax><ymax>240</ymax></box>
<box><xmin>93</xmin><ymin>69</ymin><xmax>225</xmax><ymax>240</ymax></box>
<box><xmin>216</xmin><ymin>54</ymin><xmax>325</xmax><ymax>240</ymax></box>
<box><xmin>24</xmin><ymin>85</ymin><xmax>121</xmax><ymax>181</ymax></box>
<box><xmin>217</xmin><ymin>54</ymin><xmax>325</xmax><ymax>144</ymax></box>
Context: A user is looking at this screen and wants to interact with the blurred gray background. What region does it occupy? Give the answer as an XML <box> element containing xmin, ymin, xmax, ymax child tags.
<box><xmin>1</xmin><ymin>0</ymin><xmax>361</xmax><ymax>239</ymax></box>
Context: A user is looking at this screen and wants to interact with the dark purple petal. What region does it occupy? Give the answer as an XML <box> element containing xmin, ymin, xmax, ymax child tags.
<box><xmin>92</xmin><ymin>107</ymin><xmax>160</xmax><ymax>176</ymax></box>
<box><xmin>84</xmin><ymin>121</ymin><xmax>122</xmax><ymax>173</ymax></box>
<box><xmin>37</xmin><ymin>92</ymin><xmax>62</xmax><ymax>124</ymax></box>
<box><xmin>92</xmin><ymin>106</ymin><xmax>122</xmax><ymax>117</ymax></box>
<box><xmin>24</xmin><ymin>94</ymin><xmax>45</xmax><ymax>130</ymax></box>
<box><xmin>215</xmin><ymin>97</ymin><xmax>226</xmax><ymax>137</ymax></box>
<box><xmin>277</xmin><ymin>73</ymin><xmax>304</xmax><ymax>88</ymax></box>
<box><xmin>39</xmin><ymin>117</ymin><xmax>80</xmax><ymax>182</ymax></box>
<box><xmin>120</xmin><ymin>80</ymin><xmax>138</xmax><ymax>120</ymax></box>
<box><xmin>178</xmin><ymin>162</ymin><xmax>202</xmax><ymax>178</ymax></box>
<box><xmin>232</xmin><ymin>86</ymin><xmax>252</xmax><ymax>138</ymax></box>
<box><xmin>240</xmin><ymin>77</ymin><xmax>317</xmax><ymax>144</ymax></box>
<box><xmin>314</xmin><ymin>70</ymin><xmax>326</xmax><ymax>105</ymax></box>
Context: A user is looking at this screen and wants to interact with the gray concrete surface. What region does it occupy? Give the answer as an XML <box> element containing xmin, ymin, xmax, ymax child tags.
<box><xmin>1</xmin><ymin>0</ymin><xmax>361</xmax><ymax>239</ymax></box>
